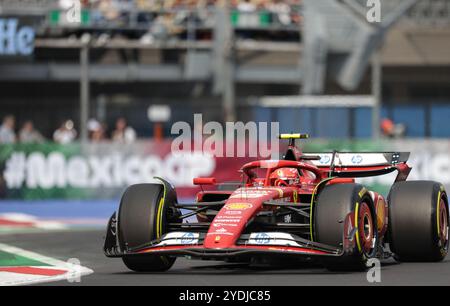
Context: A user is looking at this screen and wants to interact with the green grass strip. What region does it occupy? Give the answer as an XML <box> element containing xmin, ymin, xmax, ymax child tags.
<box><xmin>0</xmin><ymin>250</ymin><xmax>50</xmax><ymax>267</ymax></box>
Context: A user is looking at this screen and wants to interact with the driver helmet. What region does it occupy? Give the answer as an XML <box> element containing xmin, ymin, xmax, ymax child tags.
<box><xmin>270</xmin><ymin>168</ymin><xmax>300</xmax><ymax>185</ymax></box>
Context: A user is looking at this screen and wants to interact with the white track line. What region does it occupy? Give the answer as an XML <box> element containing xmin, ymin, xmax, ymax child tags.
<box><xmin>0</xmin><ymin>243</ymin><xmax>94</xmax><ymax>286</ymax></box>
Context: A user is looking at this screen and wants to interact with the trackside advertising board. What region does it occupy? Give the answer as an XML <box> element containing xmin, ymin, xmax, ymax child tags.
<box><xmin>0</xmin><ymin>140</ymin><xmax>449</xmax><ymax>200</ymax></box>
<box><xmin>0</xmin><ymin>141</ymin><xmax>253</xmax><ymax>200</ymax></box>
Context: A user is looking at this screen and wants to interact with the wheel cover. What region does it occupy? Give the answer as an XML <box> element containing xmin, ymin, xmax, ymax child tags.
<box><xmin>438</xmin><ymin>198</ymin><xmax>449</xmax><ymax>252</ymax></box>
<box><xmin>358</xmin><ymin>202</ymin><xmax>374</xmax><ymax>255</ymax></box>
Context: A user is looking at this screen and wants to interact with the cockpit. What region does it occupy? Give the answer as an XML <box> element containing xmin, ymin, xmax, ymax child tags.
<box><xmin>241</xmin><ymin>160</ymin><xmax>324</xmax><ymax>188</ymax></box>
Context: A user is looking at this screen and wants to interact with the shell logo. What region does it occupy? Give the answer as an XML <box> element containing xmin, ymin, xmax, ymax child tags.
<box><xmin>225</xmin><ymin>203</ymin><xmax>253</xmax><ymax>210</ymax></box>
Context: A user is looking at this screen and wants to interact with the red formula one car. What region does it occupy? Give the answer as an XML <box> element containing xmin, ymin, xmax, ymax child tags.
<box><xmin>104</xmin><ymin>134</ymin><xmax>449</xmax><ymax>272</ymax></box>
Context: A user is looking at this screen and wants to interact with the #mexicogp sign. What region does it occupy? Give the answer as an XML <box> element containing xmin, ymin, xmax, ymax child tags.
<box><xmin>0</xmin><ymin>140</ymin><xmax>449</xmax><ymax>200</ymax></box>
<box><xmin>0</xmin><ymin>142</ymin><xmax>249</xmax><ymax>200</ymax></box>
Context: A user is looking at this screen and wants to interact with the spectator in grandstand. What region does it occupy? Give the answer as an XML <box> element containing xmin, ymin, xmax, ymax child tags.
<box><xmin>88</xmin><ymin>118</ymin><xmax>107</xmax><ymax>142</ymax></box>
<box><xmin>266</xmin><ymin>0</ymin><xmax>293</xmax><ymax>25</ymax></box>
<box><xmin>112</xmin><ymin>117</ymin><xmax>136</xmax><ymax>143</ymax></box>
<box><xmin>0</xmin><ymin>115</ymin><xmax>16</xmax><ymax>144</ymax></box>
<box><xmin>380</xmin><ymin>118</ymin><xmax>406</xmax><ymax>138</ymax></box>
<box><xmin>97</xmin><ymin>0</ymin><xmax>121</xmax><ymax>21</ymax></box>
<box><xmin>19</xmin><ymin>121</ymin><xmax>45</xmax><ymax>143</ymax></box>
<box><xmin>236</xmin><ymin>0</ymin><xmax>257</xmax><ymax>12</ymax></box>
<box><xmin>53</xmin><ymin>120</ymin><xmax>78</xmax><ymax>144</ymax></box>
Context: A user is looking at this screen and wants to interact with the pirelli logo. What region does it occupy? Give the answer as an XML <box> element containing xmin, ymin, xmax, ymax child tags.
<box><xmin>359</xmin><ymin>187</ymin><xmax>367</xmax><ymax>198</ymax></box>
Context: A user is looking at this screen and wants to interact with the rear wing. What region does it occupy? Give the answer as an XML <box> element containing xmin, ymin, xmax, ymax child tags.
<box><xmin>303</xmin><ymin>152</ymin><xmax>409</xmax><ymax>167</ymax></box>
<box><xmin>302</xmin><ymin>152</ymin><xmax>411</xmax><ymax>180</ymax></box>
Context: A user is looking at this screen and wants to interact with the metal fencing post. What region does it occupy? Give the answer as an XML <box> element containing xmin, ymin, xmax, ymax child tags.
<box><xmin>80</xmin><ymin>33</ymin><xmax>91</xmax><ymax>143</ymax></box>
<box><xmin>213</xmin><ymin>4</ymin><xmax>236</xmax><ymax>123</ymax></box>
<box><xmin>371</xmin><ymin>50</ymin><xmax>382</xmax><ymax>139</ymax></box>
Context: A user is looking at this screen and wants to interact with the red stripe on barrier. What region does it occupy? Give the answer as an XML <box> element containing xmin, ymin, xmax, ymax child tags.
<box><xmin>0</xmin><ymin>266</ymin><xmax>67</xmax><ymax>276</ymax></box>
<box><xmin>0</xmin><ymin>219</ymin><xmax>35</xmax><ymax>227</ymax></box>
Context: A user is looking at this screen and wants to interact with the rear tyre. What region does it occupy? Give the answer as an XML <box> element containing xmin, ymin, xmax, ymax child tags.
<box><xmin>315</xmin><ymin>184</ymin><xmax>377</xmax><ymax>271</ymax></box>
<box><xmin>118</xmin><ymin>183</ymin><xmax>178</xmax><ymax>272</ymax></box>
<box><xmin>388</xmin><ymin>181</ymin><xmax>449</xmax><ymax>262</ymax></box>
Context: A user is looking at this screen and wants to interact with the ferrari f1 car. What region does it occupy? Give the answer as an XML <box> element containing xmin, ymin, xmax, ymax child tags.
<box><xmin>104</xmin><ymin>134</ymin><xmax>449</xmax><ymax>271</ymax></box>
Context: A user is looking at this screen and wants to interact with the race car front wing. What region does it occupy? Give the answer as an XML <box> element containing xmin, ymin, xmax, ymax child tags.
<box><xmin>104</xmin><ymin>213</ymin><xmax>354</xmax><ymax>259</ymax></box>
<box><xmin>104</xmin><ymin>227</ymin><xmax>345</xmax><ymax>259</ymax></box>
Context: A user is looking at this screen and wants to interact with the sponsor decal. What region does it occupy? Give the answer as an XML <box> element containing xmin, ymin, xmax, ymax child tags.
<box><xmin>268</xmin><ymin>197</ymin><xmax>291</xmax><ymax>205</ymax></box>
<box><xmin>284</xmin><ymin>214</ymin><xmax>292</xmax><ymax>223</ymax></box>
<box><xmin>216</xmin><ymin>215</ymin><xmax>242</xmax><ymax>220</ymax></box>
<box><xmin>213</xmin><ymin>215</ymin><xmax>242</xmax><ymax>227</ymax></box>
<box><xmin>247</xmin><ymin>232</ymin><xmax>302</xmax><ymax>247</ymax></box>
<box><xmin>207</xmin><ymin>232</ymin><xmax>234</xmax><ymax>236</ymax></box>
<box><xmin>275</xmin><ymin>197</ymin><xmax>290</xmax><ymax>202</ymax></box>
<box><xmin>358</xmin><ymin>187</ymin><xmax>368</xmax><ymax>198</ymax></box>
<box><xmin>230</xmin><ymin>188</ymin><xmax>283</xmax><ymax>199</ymax></box>
<box><xmin>230</xmin><ymin>191</ymin><xmax>270</xmax><ymax>199</ymax></box>
<box><xmin>156</xmin><ymin>232</ymin><xmax>200</xmax><ymax>246</ymax></box>
<box><xmin>180</xmin><ymin>232</ymin><xmax>195</xmax><ymax>244</ymax></box>
<box><xmin>351</xmin><ymin>155</ymin><xmax>363</xmax><ymax>165</ymax></box>
<box><xmin>312</xmin><ymin>153</ymin><xmax>389</xmax><ymax>168</ymax></box>
<box><xmin>319</xmin><ymin>155</ymin><xmax>331</xmax><ymax>165</ymax></box>
<box><xmin>346</xmin><ymin>214</ymin><xmax>355</xmax><ymax>240</ymax></box>
<box><xmin>225</xmin><ymin>203</ymin><xmax>253</xmax><ymax>210</ymax></box>
<box><xmin>254</xmin><ymin>233</ymin><xmax>271</xmax><ymax>244</ymax></box>
<box><xmin>230</xmin><ymin>194</ymin><xmax>260</xmax><ymax>199</ymax></box>
<box><xmin>213</xmin><ymin>223</ymin><xmax>238</xmax><ymax>227</ymax></box>
<box><xmin>213</xmin><ymin>219</ymin><xmax>240</xmax><ymax>223</ymax></box>
<box><xmin>224</xmin><ymin>210</ymin><xmax>242</xmax><ymax>215</ymax></box>
<box><xmin>207</xmin><ymin>227</ymin><xmax>234</xmax><ymax>236</ymax></box>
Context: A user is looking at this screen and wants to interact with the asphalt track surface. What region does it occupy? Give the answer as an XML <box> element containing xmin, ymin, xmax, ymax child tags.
<box><xmin>2</xmin><ymin>229</ymin><xmax>450</xmax><ymax>286</ymax></box>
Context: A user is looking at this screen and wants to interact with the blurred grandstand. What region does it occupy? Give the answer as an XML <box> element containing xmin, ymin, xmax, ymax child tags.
<box><xmin>0</xmin><ymin>0</ymin><xmax>449</xmax><ymax>140</ymax></box>
<box><xmin>0</xmin><ymin>0</ymin><xmax>450</xmax><ymax>204</ymax></box>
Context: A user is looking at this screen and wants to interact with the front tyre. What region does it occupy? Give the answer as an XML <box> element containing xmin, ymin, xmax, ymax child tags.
<box><xmin>118</xmin><ymin>183</ymin><xmax>179</xmax><ymax>272</ymax></box>
<box><xmin>315</xmin><ymin>184</ymin><xmax>377</xmax><ymax>271</ymax></box>
<box><xmin>388</xmin><ymin>181</ymin><xmax>449</xmax><ymax>262</ymax></box>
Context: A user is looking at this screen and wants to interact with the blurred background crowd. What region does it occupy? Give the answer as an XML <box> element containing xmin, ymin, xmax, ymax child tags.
<box><xmin>0</xmin><ymin>115</ymin><xmax>137</xmax><ymax>144</ymax></box>
<box><xmin>61</xmin><ymin>0</ymin><xmax>302</xmax><ymax>24</ymax></box>
<box><xmin>49</xmin><ymin>0</ymin><xmax>304</xmax><ymax>42</ymax></box>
